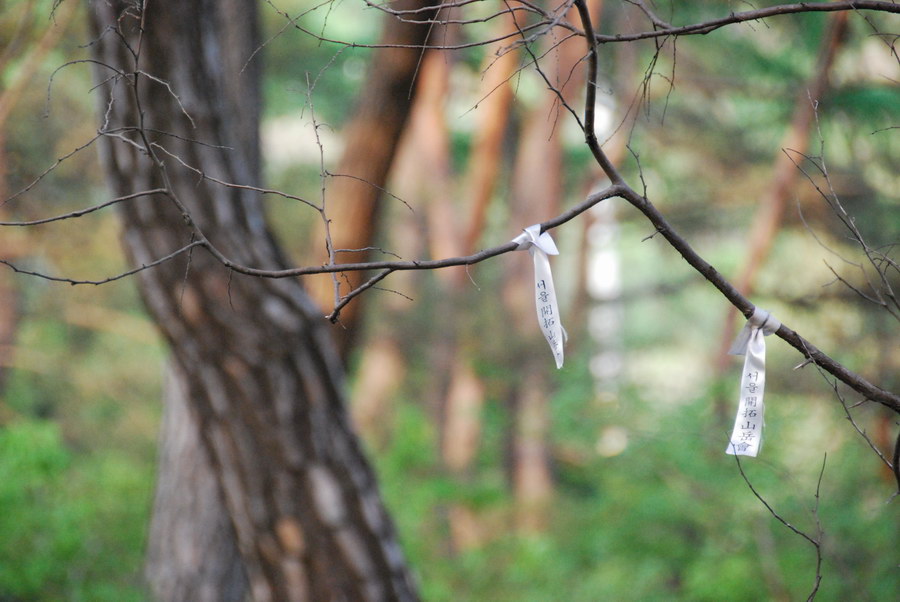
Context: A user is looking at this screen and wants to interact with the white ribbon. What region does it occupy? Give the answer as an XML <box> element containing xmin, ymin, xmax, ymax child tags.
<box><xmin>513</xmin><ymin>224</ymin><xmax>566</xmax><ymax>369</ymax></box>
<box><xmin>726</xmin><ymin>307</ymin><xmax>781</xmax><ymax>457</ymax></box>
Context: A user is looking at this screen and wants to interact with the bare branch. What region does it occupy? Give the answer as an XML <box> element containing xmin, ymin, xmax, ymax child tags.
<box><xmin>150</xmin><ymin>142</ymin><xmax>323</xmax><ymax>212</ymax></box>
<box><xmin>3</xmin><ymin>133</ymin><xmax>105</xmax><ymax>205</ymax></box>
<box><xmin>564</xmin><ymin>4</ymin><xmax>900</xmax><ymax>413</ymax></box>
<box><xmin>594</xmin><ymin>1</ymin><xmax>900</xmax><ymax>44</ymax></box>
<box><xmin>326</xmin><ymin>269</ymin><xmax>394</xmax><ymax>323</ymax></box>
<box><xmin>0</xmin><ymin>241</ymin><xmax>205</xmax><ymax>286</ymax></box>
<box><xmin>503</xmin><ymin>0</ymin><xmax>585</xmax><ymax>131</ymax></box>
<box><xmin>0</xmin><ymin>189</ymin><xmax>167</xmax><ymax>226</ymax></box>
<box><xmin>10</xmin><ymin>0</ymin><xmax>899</xmax><ymax>445</ymax></box>
<box><xmin>196</xmin><ymin>183</ymin><xmax>623</xmax><ymax>278</ymax></box>
<box><xmin>573</xmin><ymin>0</ymin><xmax>625</xmax><ymax>183</ymax></box>
<box><xmin>325</xmin><ymin>171</ymin><xmax>414</xmax><ymax>212</ymax></box>
<box><xmin>627</xmin><ymin>0</ymin><xmax>673</xmax><ymax>30</ymax></box>
<box><xmin>786</xmin><ymin>121</ymin><xmax>900</xmax><ymax>320</ymax></box>
<box><xmin>731</xmin><ymin>452</ymin><xmax>824</xmax><ymax>600</ymax></box>
<box><xmin>838</xmin><ymin>384</ymin><xmax>894</xmax><ymax>470</ymax></box>
<box><xmin>333</xmin><ymin>247</ymin><xmax>403</xmax><ymax>259</ymax></box>
<box><xmin>133</xmin><ymin>70</ymin><xmax>197</xmax><ymax>128</ymax></box>
<box><xmin>266</xmin><ymin>0</ymin><xmax>555</xmax><ymax>51</ymax></box>
<box><xmin>617</xmin><ymin>178</ymin><xmax>900</xmax><ymax>413</ymax></box>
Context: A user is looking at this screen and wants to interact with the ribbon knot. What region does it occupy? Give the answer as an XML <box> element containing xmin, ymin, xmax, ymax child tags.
<box><xmin>728</xmin><ymin>307</ymin><xmax>781</xmax><ymax>356</ymax></box>
<box><xmin>726</xmin><ymin>307</ymin><xmax>780</xmax><ymax>457</ymax></box>
<box><xmin>512</xmin><ymin>224</ymin><xmax>566</xmax><ymax>369</ymax></box>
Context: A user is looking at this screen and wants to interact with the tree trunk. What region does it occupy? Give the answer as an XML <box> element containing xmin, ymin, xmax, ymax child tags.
<box><xmin>305</xmin><ymin>0</ymin><xmax>439</xmax><ymax>357</ymax></box>
<box><xmin>459</xmin><ymin>13</ymin><xmax>518</xmax><ymax>259</ymax></box>
<box><xmin>89</xmin><ymin>2</ymin><xmax>417</xmax><ymax>600</ymax></box>
<box><xmin>501</xmin><ymin>5</ymin><xmax>587</xmax><ymax>531</ymax></box>
<box><xmin>145</xmin><ymin>364</ymin><xmax>249</xmax><ymax>601</ymax></box>
<box><xmin>434</xmin><ymin>15</ymin><xmax>520</xmax><ymax>519</ymax></box>
<box><xmin>711</xmin><ymin>11</ymin><xmax>849</xmax><ymax>421</ymax></box>
<box><xmin>501</xmin><ymin>94</ymin><xmax>562</xmax><ymax>534</ymax></box>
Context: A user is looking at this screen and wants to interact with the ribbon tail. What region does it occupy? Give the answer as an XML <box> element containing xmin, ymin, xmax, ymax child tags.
<box><xmin>531</xmin><ymin>248</ymin><xmax>565</xmax><ymax>369</ymax></box>
<box><xmin>726</xmin><ymin>329</ymin><xmax>767</xmax><ymax>457</ymax></box>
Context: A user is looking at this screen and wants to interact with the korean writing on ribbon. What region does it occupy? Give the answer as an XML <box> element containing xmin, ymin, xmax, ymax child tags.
<box><xmin>726</xmin><ymin>307</ymin><xmax>780</xmax><ymax>457</ymax></box>
<box><xmin>513</xmin><ymin>224</ymin><xmax>566</xmax><ymax>369</ymax></box>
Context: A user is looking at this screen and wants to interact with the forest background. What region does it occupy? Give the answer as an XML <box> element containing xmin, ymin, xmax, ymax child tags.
<box><xmin>0</xmin><ymin>0</ymin><xmax>898</xmax><ymax>600</ymax></box>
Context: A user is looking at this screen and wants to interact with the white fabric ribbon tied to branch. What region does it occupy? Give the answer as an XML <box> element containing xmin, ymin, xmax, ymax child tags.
<box><xmin>726</xmin><ymin>307</ymin><xmax>781</xmax><ymax>457</ymax></box>
<box><xmin>513</xmin><ymin>224</ymin><xmax>566</xmax><ymax>369</ymax></box>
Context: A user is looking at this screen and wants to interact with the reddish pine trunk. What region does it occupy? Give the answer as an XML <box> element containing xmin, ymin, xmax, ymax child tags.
<box><xmin>305</xmin><ymin>0</ymin><xmax>440</xmax><ymax>357</ymax></box>
<box><xmin>712</xmin><ymin>13</ymin><xmax>849</xmax><ymax>422</ymax></box>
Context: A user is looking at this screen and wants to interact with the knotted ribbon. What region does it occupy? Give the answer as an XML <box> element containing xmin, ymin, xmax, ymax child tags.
<box><xmin>513</xmin><ymin>224</ymin><xmax>566</xmax><ymax>369</ymax></box>
<box><xmin>726</xmin><ymin>307</ymin><xmax>780</xmax><ymax>457</ymax></box>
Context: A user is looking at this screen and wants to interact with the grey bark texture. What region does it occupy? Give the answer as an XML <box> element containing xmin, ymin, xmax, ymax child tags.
<box><xmin>88</xmin><ymin>1</ymin><xmax>418</xmax><ymax>600</ymax></box>
<box><xmin>146</xmin><ymin>364</ymin><xmax>249</xmax><ymax>602</ymax></box>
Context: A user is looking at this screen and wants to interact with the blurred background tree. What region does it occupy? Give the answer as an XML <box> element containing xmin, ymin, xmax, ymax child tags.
<box><xmin>1</xmin><ymin>0</ymin><xmax>898</xmax><ymax>600</ymax></box>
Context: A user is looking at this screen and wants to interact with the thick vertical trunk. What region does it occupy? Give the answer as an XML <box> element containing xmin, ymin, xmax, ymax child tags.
<box><xmin>145</xmin><ymin>365</ymin><xmax>248</xmax><ymax>601</ymax></box>
<box><xmin>502</xmin><ymin>92</ymin><xmax>563</xmax><ymax>533</ymax></box>
<box><xmin>306</xmin><ymin>0</ymin><xmax>439</xmax><ymax>357</ymax></box>
<box><xmin>394</xmin><ymin>20</ymin><xmax>519</xmax><ymax>550</ymax></box>
<box><xmin>89</xmin><ymin>2</ymin><xmax>416</xmax><ymax>600</ymax></box>
<box><xmin>711</xmin><ymin>12</ymin><xmax>849</xmax><ymax>421</ymax></box>
<box><xmin>502</xmin><ymin>6</ymin><xmax>586</xmax><ymax>531</ymax></box>
<box><xmin>459</xmin><ymin>13</ymin><xmax>518</xmax><ymax>258</ymax></box>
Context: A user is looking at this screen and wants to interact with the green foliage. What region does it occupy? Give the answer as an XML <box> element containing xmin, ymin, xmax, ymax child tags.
<box><xmin>261</xmin><ymin>0</ymin><xmax>379</xmax><ymax>122</ymax></box>
<box><xmin>374</xmin><ymin>370</ymin><xmax>899</xmax><ymax>601</ymax></box>
<box><xmin>0</xmin><ymin>420</ymin><xmax>75</xmax><ymax>598</ymax></box>
<box><xmin>2</xmin><ymin>0</ymin><xmax>899</xmax><ymax>599</ymax></box>
<box><xmin>0</xmin><ymin>420</ymin><xmax>151</xmax><ymax>601</ymax></box>
<box><xmin>0</xmin><ymin>278</ymin><xmax>161</xmax><ymax>599</ymax></box>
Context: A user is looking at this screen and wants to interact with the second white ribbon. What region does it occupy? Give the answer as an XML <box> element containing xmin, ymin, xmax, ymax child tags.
<box><xmin>513</xmin><ymin>224</ymin><xmax>566</xmax><ymax>369</ymax></box>
<box><xmin>726</xmin><ymin>307</ymin><xmax>780</xmax><ymax>457</ymax></box>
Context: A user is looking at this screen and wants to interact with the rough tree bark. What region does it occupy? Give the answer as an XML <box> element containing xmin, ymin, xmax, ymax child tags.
<box><xmin>89</xmin><ymin>1</ymin><xmax>416</xmax><ymax>600</ymax></box>
<box><xmin>146</xmin><ymin>365</ymin><xmax>249</xmax><ymax>602</ymax></box>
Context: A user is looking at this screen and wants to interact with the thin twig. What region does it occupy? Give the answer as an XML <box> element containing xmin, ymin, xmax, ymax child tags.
<box><xmin>592</xmin><ymin>1</ymin><xmax>900</xmax><ymax>45</ymax></box>
<box><xmin>326</xmin><ymin>269</ymin><xmax>394</xmax><ymax>322</ymax></box>
<box><xmin>731</xmin><ymin>451</ymin><xmax>825</xmax><ymax>600</ymax></box>
<box><xmin>0</xmin><ymin>241</ymin><xmax>205</xmax><ymax>286</ymax></box>
<box><xmin>0</xmin><ymin>189</ymin><xmax>167</xmax><ymax>226</ymax></box>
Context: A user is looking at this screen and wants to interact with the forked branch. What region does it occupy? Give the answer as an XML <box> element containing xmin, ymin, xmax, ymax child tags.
<box><xmin>2</xmin><ymin>0</ymin><xmax>898</xmax><ymax>418</ymax></box>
